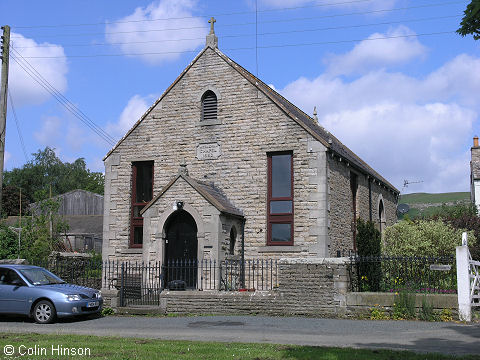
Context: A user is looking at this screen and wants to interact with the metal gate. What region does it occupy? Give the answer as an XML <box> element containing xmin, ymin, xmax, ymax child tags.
<box><xmin>119</xmin><ymin>262</ymin><xmax>162</xmax><ymax>306</ymax></box>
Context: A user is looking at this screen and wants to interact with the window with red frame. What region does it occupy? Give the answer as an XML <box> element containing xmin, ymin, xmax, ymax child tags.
<box><xmin>267</xmin><ymin>152</ymin><xmax>294</xmax><ymax>245</ymax></box>
<box><xmin>130</xmin><ymin>161</ymin><xmax>153</xmax><ymax>248</ymax></box>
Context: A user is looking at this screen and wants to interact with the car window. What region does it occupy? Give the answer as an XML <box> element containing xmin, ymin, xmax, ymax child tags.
<box><xmin>0</xmin><ymin>269</ymin><xmax>25</xmax><ymax>286</ymax></box>
<box><xmin>19</xmin><ymin>268</ymin><xmax>65</xmax><ymax>285</ymax></box>
<box><xmin>0</xmin><ymin>268</ymin><xmax>8</xmax><ymax>284</ymax></box>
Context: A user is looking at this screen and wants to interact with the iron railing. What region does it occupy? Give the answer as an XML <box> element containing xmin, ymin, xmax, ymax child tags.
<box><xmin>31</xmin><ymin>257</ymin><xmax>103</xmax><ymax>290</ymax></box>
<box><xmin>349</xmin><ymin>255</ymin><xmax>457</xmax><ymax>294</ymax></box>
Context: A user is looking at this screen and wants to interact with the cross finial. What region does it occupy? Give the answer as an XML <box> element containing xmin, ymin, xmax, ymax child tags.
<box><xmin>208</xmin><ymin>17</ymin><xmax>216</xmax><ymax>35</ymax></box>
<box><xmin>313</xmin><ymin>106</ymin><xmax>318</xmax><ymax>122</ymax></box>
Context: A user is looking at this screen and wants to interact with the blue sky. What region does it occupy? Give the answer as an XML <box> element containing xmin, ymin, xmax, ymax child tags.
<box><xmin>0</xmin><ymin>0</ymin><xmax>478</xmax><ymax>194</ymax></box>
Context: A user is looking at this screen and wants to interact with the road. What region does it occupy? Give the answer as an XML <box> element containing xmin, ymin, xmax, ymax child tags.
<box><xmin>1</xmin><ymin>315</ymin><xmax>479</xmax><ymax>356</ymax></box>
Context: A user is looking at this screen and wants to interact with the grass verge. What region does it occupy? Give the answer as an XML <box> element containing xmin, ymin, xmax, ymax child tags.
<box><xmin>0</xmin><ymin>333</ymin><xmax>477</xmax><ymax>360</ymax></box>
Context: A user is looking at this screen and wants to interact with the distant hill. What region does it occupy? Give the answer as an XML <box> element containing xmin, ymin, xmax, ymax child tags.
<box><xmin>398</xmin><ymin>192</ymin><xmax>470</xmax><ymax>219</ymax></box>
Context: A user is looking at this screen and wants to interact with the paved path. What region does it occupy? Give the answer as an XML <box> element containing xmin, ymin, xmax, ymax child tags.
<box><xmin>1</xmin><ymin>315</ymin><xmax>479</xmax><ymax>356</ymax></box>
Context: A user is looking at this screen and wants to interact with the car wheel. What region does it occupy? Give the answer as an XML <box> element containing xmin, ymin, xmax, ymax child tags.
<box><xmin>33</xmin><ymin>300</ymin><xmax>56</xmax><ymax>324</ymax></box>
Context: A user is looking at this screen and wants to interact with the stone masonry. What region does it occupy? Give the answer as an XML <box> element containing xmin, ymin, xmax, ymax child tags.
<box><xmin>102</xmin><ymin>29</ymin><xmax>399</xmax><ymax>270</ymax></box>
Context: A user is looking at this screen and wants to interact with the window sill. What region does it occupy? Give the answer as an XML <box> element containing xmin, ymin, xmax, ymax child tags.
<box><xmin>199</xmin><ymin>119</ymin><xmax>221</xmax><ymax>126</ymax></box>
<box><xmin>258</xmin><ymin>245</ymin><xmax>302</xmax><ymax>253</ymax></box>
<box><xmin>120</xmin><ymin>248</ymin><xmax>143</xmax><ymax>254</ymax></box>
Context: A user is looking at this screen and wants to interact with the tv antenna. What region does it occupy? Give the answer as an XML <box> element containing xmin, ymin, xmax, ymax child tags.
<box><xmin>402</xmin><ymin>179</ymin><xmax>423</xmax><ymax>192</ymax></box>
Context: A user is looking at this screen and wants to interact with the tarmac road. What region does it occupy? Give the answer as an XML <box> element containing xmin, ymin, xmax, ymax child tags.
<box><xmin>1</xmin><ymin>315</ymin><xmax>479</xmax><ymax>356</ymax></box>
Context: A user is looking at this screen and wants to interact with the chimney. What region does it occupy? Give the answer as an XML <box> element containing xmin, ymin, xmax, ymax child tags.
<box><xmin>474</xmin><ymin>136</ymin><xmax>479</xmax><ymax>148</ymax></box>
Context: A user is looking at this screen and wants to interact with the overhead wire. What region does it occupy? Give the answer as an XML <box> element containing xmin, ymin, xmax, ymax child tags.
<box><xmin>11</xmin><ymin>14</ymin><xmax>459</xmax><ymax>49</ymax></box>
<box><xmin>9</xmin><ymin>1</ymin><xmax>464</xmax><ymax>39</ymax></box>
<box><xmin>13</xmin><ymin>31</ymin><xmax>456</xmax><ymax>59</ymax></box>
<box><xmin>7</xmin><ymin>90</ymin><xmax>29</xmax><ymax>162</ymax></box>
<box><xmin>9</xmin><ymin>48</ymin><xmax>117</xmax><ymax>146</ymax></box>
<box><xmin>9</xmin><ymin>0</ymin><xmax>397</xmax><ymax>29</ymax></box>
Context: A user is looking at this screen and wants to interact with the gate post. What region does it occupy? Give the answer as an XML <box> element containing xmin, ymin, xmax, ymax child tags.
<box><xmin>456</xmin><ymin>233</ymin><xmax>471</xmax><ymax>322</ymax></box>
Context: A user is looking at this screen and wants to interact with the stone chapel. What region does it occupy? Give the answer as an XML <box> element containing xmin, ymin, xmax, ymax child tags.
<box><xmin>102</xmin><ymin>20</ymin><xmax>399</xmax><ymax>268</ymax></box>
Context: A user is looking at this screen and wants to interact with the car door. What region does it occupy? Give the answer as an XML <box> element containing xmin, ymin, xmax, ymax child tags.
<box><xmin>0</xmin><ymin>268</ymin><xmax>30</xmax><ymax>314</ymax></box>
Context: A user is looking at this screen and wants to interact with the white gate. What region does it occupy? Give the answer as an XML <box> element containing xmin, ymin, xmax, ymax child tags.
<box><xmin>469</xmin><ymin>250</ymin><xmax>480</xmax><ymax>308</ymax></box>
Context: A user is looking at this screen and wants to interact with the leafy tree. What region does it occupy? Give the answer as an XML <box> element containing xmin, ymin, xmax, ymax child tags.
<box><xmin>383</xmin><ymin>219</ymin><xmax>475</xmax><ymax>257</ymax></box>
<box><xmin>0</xmin><ymin>199</ymin><xmax>68</xmax><ymax>261</ymax></box>
<box><xmin>1</xmin><ymin>185</ymin><xmax>30</xmax><ymax>217</ymax></box>
<box><xmin>0</xmin><ymin>224</ymin><xmax>19</xmax><ymax>259</ymax></box>
<box><xmin>20</xmin><ymin>198</ymin><xmax>69</xmax><ymax>261</ymax></box>
<box><xmin>429</xmin><ymin>203</ymin><xmax>480</xmax><ymax>259</ymax></box>
<box><xmin>457</xmin><ymin>0</ymin><xmax>480</xmax><ymax>40</ymax></box>
<box><xmin>2</xmin><ymin>147</ymin><xmax>104</xmax><ymax>214</ymax></box>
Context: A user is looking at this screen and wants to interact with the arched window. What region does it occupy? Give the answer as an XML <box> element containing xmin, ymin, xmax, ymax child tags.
<box><xmin>378</xmin><ymin>199</ymin><xmax>385</xmax><ymax>234</ymax></box>
<box><xmin>229</xmin><ymin>226</ymin><xmax>237</xmax><ymax>255</ymax></box>
<box><xmin>201</xmin><ymin>90</ymin><xmax>217</xmax><ymax>122</ymax></box>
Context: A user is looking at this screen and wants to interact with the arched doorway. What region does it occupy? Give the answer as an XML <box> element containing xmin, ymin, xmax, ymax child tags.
<box><xmin>164</xmin><ymin>210</ymin><xmax>198</xmax><ymax>288</ymax></box>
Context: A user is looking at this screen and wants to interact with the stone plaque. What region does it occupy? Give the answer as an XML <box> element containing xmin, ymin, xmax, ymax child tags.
<box><xmin>196</xmin><ymin>142</ymin><xmax>221</xmax><ymax>160</ymax></box>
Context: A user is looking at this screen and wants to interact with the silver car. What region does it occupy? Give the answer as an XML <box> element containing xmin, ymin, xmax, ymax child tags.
<box><xmin>0</xmin><ymin>264</ymin><xmax>103</xmax><ymax>324</ymax></box>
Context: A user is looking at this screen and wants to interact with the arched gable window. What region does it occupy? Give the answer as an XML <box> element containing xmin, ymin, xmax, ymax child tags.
<box><xmin>201</xmin><ymin>90</ymin><xmax>217</xmax><ymax>122</ymax></box>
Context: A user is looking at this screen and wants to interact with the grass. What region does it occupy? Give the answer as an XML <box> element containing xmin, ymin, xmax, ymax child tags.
<box><xmin>0</xmin><ymin>333</ymin><xmax>478</xmax><ymax>360</ymax></box>
<box><xmin>399</xmin><ymin>192</ymin><xmax>469</xmax><ymax>205</ymax></box>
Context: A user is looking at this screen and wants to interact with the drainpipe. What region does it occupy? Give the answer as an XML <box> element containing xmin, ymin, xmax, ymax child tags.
<box><xmin>368</xmin><ymin>177</ymin><xmax>372</xmax><ymax>222</ymax></box>
<box><xmin>240</xmin><ymin>217</ymin><xmax>246</xmax><ymax>289</ymax></box>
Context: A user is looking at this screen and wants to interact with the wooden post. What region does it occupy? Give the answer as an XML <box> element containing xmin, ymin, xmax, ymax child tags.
<box><xmin>0</xmin><ymin>25</ymin><xmax>11</xmax><ymax>213</ymax></box>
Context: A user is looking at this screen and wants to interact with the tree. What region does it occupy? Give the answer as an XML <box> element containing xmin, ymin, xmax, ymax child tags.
<box><xmin>1</xmin><ymin>185</ymin><xmax>30</xmax><ymax>217</ymax></box>
<box><xmin>457</xmin><ymin>0</ymin><xmax>480</xmax><ymax>40</ymax></box>
<box><xmin>2</xmin><ymin>147</ymin><xmax>104</xmax><ymax>214</ymax></box>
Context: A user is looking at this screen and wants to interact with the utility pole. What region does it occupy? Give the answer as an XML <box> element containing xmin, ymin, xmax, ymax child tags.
<box><xmin>0</xmin><ymin>25</ymin><xmax>10</xmax><ymax>213</ymax></box>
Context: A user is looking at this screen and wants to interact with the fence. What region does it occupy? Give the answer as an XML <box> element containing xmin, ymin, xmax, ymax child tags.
<box><xmin>101</xmin><ymin>259</ymin><xmax>278</xmax><ymax>306</ymax></box>
<box><xmin>31</xmin><ymin>257</ymin><xmax>103</xmax><ymax>290</ymax></box>
<box><xmin>349</xmin><ymin>255</ymin><xmax>457</xmax><ymax>294</ymax></box>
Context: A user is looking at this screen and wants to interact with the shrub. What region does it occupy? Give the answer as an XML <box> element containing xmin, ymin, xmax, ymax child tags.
<box><xmin>383</xmin><ymin>219</ymin><xmax>475</xmax><ymax>257</ymax></box>
<box><xmin>370</xmin><ymin>305</ymin><xmax>389</xmax><ymax>320</ymax></box>
<box><xmin>419</xmin><ymin>296</ymin><xmax>435</xmax><ymax>321</ymax></box>
<box><xmin>393</xmin><ymin>291</ymin><xmax>416</xmax><ymax>320</ymax></box>
<box><xmin>430</xmin><ymin>203</ymin><xmax>480</xmax><ymax>259</ymax></box>
<box><xmin>356</xmin><ymin>219</ymin><xmax>382</xmax><ymax>291</ymax></box>
<box><xmin>101</xmin><ymin>307</ymin><xmax>115</xmax><ymax>316</ymax></box>
<box><xmin>439</xmin><ymin>308</ymin><xmax>453</xmax><ymax>322</ymax></box>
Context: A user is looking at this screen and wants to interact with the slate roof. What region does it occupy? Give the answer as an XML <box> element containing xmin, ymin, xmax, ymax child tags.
<box><xmin>104</xmin><ymin>44</ymin><xmax>398</xmax><ymax>194</ymax></box>
<box><xmin>141</xmin><ymin>174</ymin><xmax>243</xmax><ymax>218</ymax></box>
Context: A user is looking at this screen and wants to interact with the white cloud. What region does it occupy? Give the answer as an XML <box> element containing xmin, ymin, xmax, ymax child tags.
<box><xmin>7</xmin><ymin>33</ymin><xmax>68</xmax><ymax>106</ymax></box>
<box><xmin>105</xmin><ymin>0</ymin><xmax>208</xmax><ymax>65</ymax></box>
<box><xmin>280</xmin><ymin>51</ymin><xmax>480</xmax><ymax>193</ymax></box>
<box><xmin>257</xmin><ymin>0</ymin><xmax>398</xmax><ymax>11</ymax></box>
<box><xmin>106</xmin><ymin>94</ymin><xmax>156</xmax><ymax>138</ymax></box>
<box><xmin>34</xmin><ymin>116</ymin><xmax>62</xmax><ymax>145</ymax></box>
<box><xmin>325</xmin><ymin>26</ymin><xmax>427</xmax><ymax>76</ymax></box>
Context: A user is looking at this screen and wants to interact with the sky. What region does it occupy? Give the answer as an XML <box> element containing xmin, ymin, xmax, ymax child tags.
<box><xmin>0</xmin><ymin>0</ymin><xmax>479</xmax><ymax>195</ymax></box>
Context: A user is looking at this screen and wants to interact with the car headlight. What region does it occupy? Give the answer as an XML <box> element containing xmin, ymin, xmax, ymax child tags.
<box><xmin>66</xmin><ymin>294</ymin><xmax>81</xmax><ymax>301</ymax></box>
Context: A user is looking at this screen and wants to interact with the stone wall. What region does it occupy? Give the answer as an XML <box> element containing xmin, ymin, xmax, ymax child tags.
<box><xmin>103</xmin><ymin>47</ymin><xmax>330</xmax><ymax>261</ymax></box>
<box><xmin>327</xmin><ymin>154</ymin><xmax>398</xmax><ymax>256</ymax></box>
<box><xmin>103</xmin><ymin>258</ymin><xmax>459</xmax><ymax>319</ymax></box>
<box><xmin>118</xmin><ymin>258</ymin><xmax>349</xmax><ymax>317</ymax></box>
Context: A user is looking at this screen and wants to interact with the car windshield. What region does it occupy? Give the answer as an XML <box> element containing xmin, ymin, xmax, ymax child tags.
<box><xmin>19</xmin><ymin>268</ymin><xmax>65</xmax><ymax>285</ymax></box>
